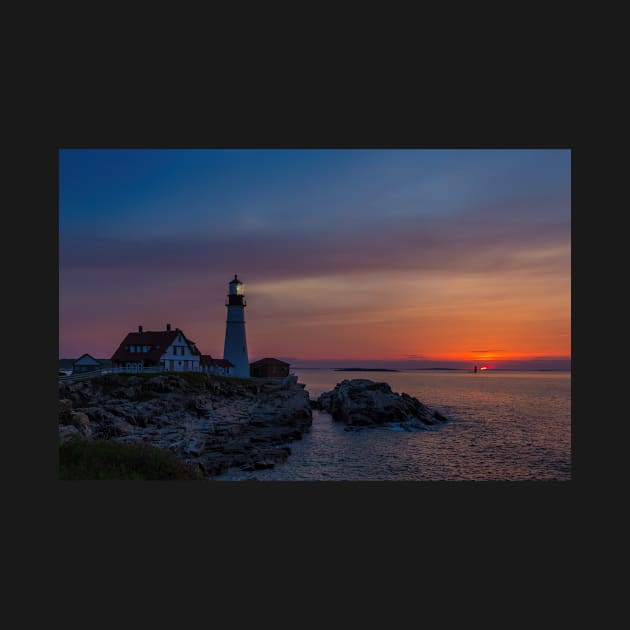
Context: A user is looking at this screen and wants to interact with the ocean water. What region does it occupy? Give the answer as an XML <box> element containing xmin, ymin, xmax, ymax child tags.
<box><xmin>217</xmin><ymin>369</ymin><xmax>571</xmax><ymax>481</ymax></box>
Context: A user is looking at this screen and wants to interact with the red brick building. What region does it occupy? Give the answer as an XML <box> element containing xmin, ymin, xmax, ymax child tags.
<box><xmin>249</xmin><ymin>357</ymin><xmax>290</xmax><ymax>378</ymax></box>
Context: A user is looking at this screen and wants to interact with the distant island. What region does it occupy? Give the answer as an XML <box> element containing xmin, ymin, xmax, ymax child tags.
<box><xmin>333</xmin><ymin>368</ymin><xmax>400</xmax><ymax>372</ymax></box>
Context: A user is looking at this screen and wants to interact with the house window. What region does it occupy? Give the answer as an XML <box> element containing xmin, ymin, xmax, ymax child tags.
<box><xmin>130</xmin><ymin>346</ymin><xmax>135</xmax><ymax>353</ymax></box>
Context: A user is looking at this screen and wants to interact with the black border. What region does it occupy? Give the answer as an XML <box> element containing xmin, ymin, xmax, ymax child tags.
<box><xmin>14</xmin><ymin>100</ymin><xmax>589</xmax><ymax>588</ymax></box>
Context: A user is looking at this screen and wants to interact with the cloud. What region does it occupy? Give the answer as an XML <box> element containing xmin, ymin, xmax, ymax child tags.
<box><xmin>59</xmin><ymin>209</ymin><xmax>570</xmax><ymax>285</ymax></box>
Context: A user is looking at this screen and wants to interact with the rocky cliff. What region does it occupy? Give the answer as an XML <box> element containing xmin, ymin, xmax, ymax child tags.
<box><xmin>58</xmin><ymin>373</ymin><xmax>312</xmax><ymax>477</ymax></box>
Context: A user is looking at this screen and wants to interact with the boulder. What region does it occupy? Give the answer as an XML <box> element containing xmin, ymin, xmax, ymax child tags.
<box><xmin>69</xmin><ymin>411</ymin><xmax>93</xmax><ymax>440</ymax></box>
<box><xmin>59</xmin><ymin>425</ymin><xmax>80</xmax><ymax>444</ymax></box>
<box><xmin>102</xmin><ymin>417</ymin><xmax>135</xmax><ymax>438</ymax></box>
<box><xmin>317</xmin><ymin>379</ymin><xmax>448</xmax><ymax>428</ymax></box>
<box><xmin>59</xmin><ymin>399</ymin><xmax>73</xmax><ymax>415</ymax></box>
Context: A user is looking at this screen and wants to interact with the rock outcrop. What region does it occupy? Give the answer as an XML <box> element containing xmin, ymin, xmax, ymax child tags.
<box><xmin>317</xmin><ymin>379</ymin><xmax>448</xmax><ymax>430</ymax></box>
<box><xmin>58</xmin><ymin>373</ymin><xmax>312</xmax><ymax>477</ymax></box>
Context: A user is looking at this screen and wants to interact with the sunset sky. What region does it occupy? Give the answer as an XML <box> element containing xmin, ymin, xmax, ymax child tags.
<box><xmin>59</xmin><ymin>149</ymin><xmax>571</xmax><ymax>369</ymax></box>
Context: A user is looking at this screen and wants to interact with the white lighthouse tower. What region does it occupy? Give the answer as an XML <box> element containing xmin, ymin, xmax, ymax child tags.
<box><xmin>223</xmin><ymin>274</ymin><xmax>249</xmax><ymax>377</ymax></box>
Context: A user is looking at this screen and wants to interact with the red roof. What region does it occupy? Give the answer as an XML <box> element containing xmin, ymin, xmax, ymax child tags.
<box><xmin>250</xmin><ymin>357</ymin><xmax>290</xmax><ymax>367</ymax></box>
<box><xmin>200</xmin><ymin>354</ymin><xmax>214</xmax><ymax>366</ymax></box>
<box><xmin>111</xmin><ymin>329</ymin><xmax>197</xmax><ymax>362</ymax></box>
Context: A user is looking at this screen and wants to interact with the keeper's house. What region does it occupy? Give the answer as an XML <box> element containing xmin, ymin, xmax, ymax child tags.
<box><xmin>249</xmin><ymin>357</ymin><xmax>290</xmax><ymax>378</ymax></box>
<box><xmin>111</xmin><ymin>324</ymin><xmax>201</xmax><ymax>372</ymax></box>
<box><xmin>72</xmin><ymin>353</ymin><xmax>101</xmax><ymax>374</ymax></box>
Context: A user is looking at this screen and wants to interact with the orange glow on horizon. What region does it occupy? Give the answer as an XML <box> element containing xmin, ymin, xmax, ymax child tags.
<box><xmin>61</xmin><ymin>267</ymin><xmax>570</xmax><ymax>364</ymax></box>
<box><xmin>242</xmin><ymin>268</ymin><xmax>571</xmax><ymax>364</ymax></box>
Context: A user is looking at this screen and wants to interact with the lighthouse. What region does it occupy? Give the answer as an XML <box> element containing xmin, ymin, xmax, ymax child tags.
<box><xmin>223</xmin><ymin>274</ymin><xmax>249</xmax><ymax>377</ymax></box>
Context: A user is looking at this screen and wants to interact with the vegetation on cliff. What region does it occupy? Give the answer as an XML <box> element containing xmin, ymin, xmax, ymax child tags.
<box><xmin>59</xmin><ymin>437</ymin><xmax>204</xmax><ymax>480</ymax></box>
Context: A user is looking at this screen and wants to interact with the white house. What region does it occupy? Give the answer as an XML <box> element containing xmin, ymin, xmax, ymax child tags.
<box><xmin>111</xmin><ymin>324</ymin><xmax>201</xmax><ymax>372</ymax></box>
<box><xmin>72</xmin><ymin>353</ymin><xmax>102</xmax><ymax>374</ymax></box>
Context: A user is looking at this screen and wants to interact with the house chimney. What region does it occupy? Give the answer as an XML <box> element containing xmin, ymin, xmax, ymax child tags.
<box><xmin>166</xmin><ymin>323</ymin><xmax>171</xmax><ymax>331</ymax></box>
<box><xmin>138</xmin><ymin>325</ymin><xmax>143</xmax><ymax>333</ymax></box>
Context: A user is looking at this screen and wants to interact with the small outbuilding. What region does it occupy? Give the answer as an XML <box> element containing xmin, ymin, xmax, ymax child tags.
<box><xmin>249</xmin><ymin>357</ymin><xmax>290</xmax><ymax>378</ymax></box>
<box><xmin>213</xmin><ymin>359</ymin><xmax>235</xmax><ymax>376</ymax></box>
<box><xmin>72</xmin><ymin>353</ymin><xmax>102</xmax><ymax>374</ymax></box>
<box><xmin>200</xmin><ymin>355</ymin><xmax>235</xmax><ymax>376</ymax></box>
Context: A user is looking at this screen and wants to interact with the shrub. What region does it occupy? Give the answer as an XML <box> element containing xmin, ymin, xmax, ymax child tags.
<box><xmin>59</xmin><ymin>438</ymin><xmax>204</xmax><ymax>480</ymax></box>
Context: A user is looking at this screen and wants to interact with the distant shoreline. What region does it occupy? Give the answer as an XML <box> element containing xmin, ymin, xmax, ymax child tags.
<box><xmin>293</xmin><ymin>366</ymin><xmax>570</xmax><ymax>372</ymax></box>
<box><xmin>58</xmin><ymin>360</ymin><xmax>570</xmax><ymax>374</ymax></box>
<box><xmin>333</xmin><ymin>368</ymin><xmax>400</xmax><ymax>372</ymax></box>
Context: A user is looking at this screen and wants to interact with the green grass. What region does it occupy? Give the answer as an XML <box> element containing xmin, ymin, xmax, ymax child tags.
<box><xmin>59</xmin><ymin>438</ymin><xmax>204</xmax><ymax>480</ymax></box>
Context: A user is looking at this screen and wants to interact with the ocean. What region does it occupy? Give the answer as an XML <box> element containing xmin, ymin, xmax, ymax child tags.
<box><xmin>217</xmin><ymin>369</ymin><xmax>571</xmax><ymax>481</ymax></box>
